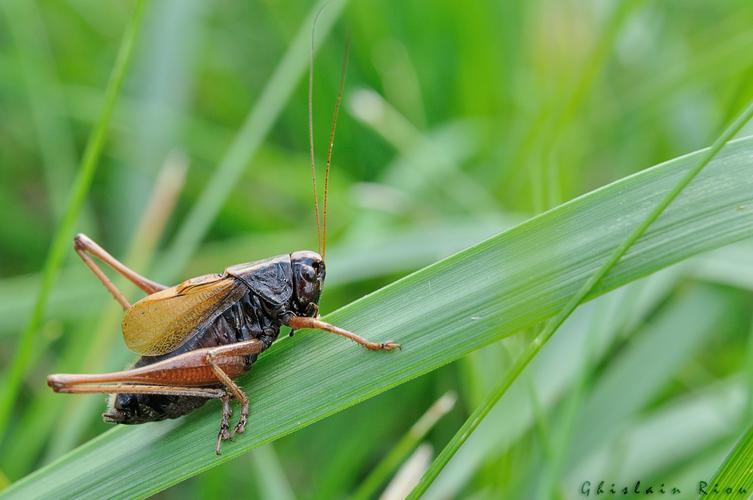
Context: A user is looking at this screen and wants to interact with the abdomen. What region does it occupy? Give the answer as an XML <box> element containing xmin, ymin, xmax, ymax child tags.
<box><xmin>105</xmin><ymin>291</ymin><xmax>280</xmax><ymax>424</ymax></box>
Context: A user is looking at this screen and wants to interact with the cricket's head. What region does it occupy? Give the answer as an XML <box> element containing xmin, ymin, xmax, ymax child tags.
<box><xmin>290</xmin><ymin>250</ymin><xmax>326</xmax><ymax>316</ymax></box>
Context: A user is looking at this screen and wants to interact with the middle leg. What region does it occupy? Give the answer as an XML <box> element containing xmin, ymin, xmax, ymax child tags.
<box><xmin>200</xmin><ymin>339</ymin><xmax>282</xmax><ymax>436</ymax></box>
<box><xmin>206</xmin><ymin>352</ymin><xmax>249</xmax><ymax>435</ymax></box>
<box><xmin>217</xmin><ymin>395</ymin><xmax>233</xmax><ymax>455</ymax></box>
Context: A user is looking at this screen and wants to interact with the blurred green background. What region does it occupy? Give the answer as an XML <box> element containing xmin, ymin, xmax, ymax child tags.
<box><xmin>1</xmin><ymin>0</ymin><xmax>753</xmax><ymax>498</ymax></box>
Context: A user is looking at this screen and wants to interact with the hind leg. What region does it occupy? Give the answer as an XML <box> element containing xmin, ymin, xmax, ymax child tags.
<box><xmin>48</xmin><ymin>339</ymin><xmax>265</xmax><ymax>453</ymax></box>
<box><xmin>73</xmin><ymin>233</ymin><xmax>166</xmax><ymax>309</ymax></box>
<box><xmin>49</xmin><ymin>383</ymin><xmax>226</xmax><ymax>398</ymax></box>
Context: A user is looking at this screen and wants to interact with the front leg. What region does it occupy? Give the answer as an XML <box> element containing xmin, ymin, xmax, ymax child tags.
<box><xmin>286</xmin><ymin>316</ymin><xmax>400</xmax><ymax>351</ymax></box>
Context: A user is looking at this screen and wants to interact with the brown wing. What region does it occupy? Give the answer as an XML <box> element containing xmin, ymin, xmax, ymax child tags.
<box><xmin>122</xmin><ymin>273</ymin><xmax>247</xmax><ymax>356</ymax></box>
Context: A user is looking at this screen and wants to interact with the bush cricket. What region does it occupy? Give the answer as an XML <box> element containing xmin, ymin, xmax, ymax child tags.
<box><xmin>47</xmin><ymin>37</ymin><xmax>399</xmax><ymax>455</ymax></box>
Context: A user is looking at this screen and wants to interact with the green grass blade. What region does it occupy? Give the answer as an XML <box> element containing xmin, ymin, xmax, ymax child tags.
<box><xmin>1</xmin><ymin>0</ymin><xmax>81</xmax><ymax>221</ymax></box>
<box><xmin>407</xmin><ymin>96</ymin><xmax>753</xmax><ymax>499</ymax></box>
<box><xmin>3</xmin><ymin>134</ymin><xmax>753</xmax><ymax>498</ymax></box>
<box><xmin>0</xmin><ymin>0</ymin><xmax>149</xmax><ymax>439</ymax></box>
<box><xmin>698</xmin><ymin>424</ymin><xmax>753</xmax><ymax>499</ymax></box>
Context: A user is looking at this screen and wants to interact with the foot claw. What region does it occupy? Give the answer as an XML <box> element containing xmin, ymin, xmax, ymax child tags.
<box><xmin>380</xmin><ymin>341</ymin><xmax>401</xmax><ymax>351</ymax></box>
<box><xmin>234</xmin><ymin>415</ymin><xmax>248</xmax><ymax>434</ymax></box>
<box><xmin>221</xmin><ymin>426</ymin><xmax>232</xmax><ymax>441</ymax></box>
<box><xmin>216</xmin><ymin>395</ymin><xmax>233</xmax><ymax>454</ymax></box>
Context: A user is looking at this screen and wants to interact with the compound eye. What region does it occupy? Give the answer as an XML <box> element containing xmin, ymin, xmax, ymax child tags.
<box><xmin>302</xmin><ymin>266</ymin><xmax>316</xmax><ymax>282</ymax></box>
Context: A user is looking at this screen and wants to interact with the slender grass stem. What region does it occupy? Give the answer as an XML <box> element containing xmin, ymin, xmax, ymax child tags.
<box><xmin>0</xmin><ymin>0</ymin><xmax>149</xmax><ymax>440</ymax></box>
<box><xmin>407</xmin><ymin>97</ymin><xmax>753</xmax><ymax>499</ymax></box>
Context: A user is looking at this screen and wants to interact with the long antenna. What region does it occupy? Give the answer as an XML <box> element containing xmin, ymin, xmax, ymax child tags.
<box><xmin>309</xmin><ymin>8</ymin><xmax>326</xmax><ymax>256</ymax></box>
<box><xmin>321</xmin><ymin>35</ymin><xmax>350</xmax><ymax>260</ymax></box>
